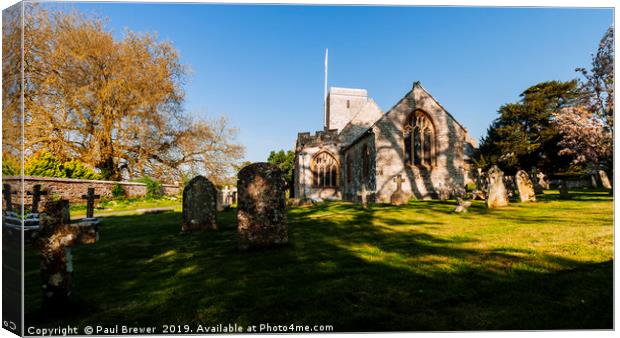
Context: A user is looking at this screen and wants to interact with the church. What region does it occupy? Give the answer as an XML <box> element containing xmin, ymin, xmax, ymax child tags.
<box><xmin>293</xmin><ymin>81</ymin><xmax>477</xmax><ymax>203</ymax></box>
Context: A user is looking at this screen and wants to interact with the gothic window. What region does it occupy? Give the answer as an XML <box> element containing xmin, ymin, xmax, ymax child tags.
<box><xmin>404</xmin><ymin>110</ymin><xmax>435</xmax><ymax>168</ymax></box>
<box><xmin>362</xmin><ymin>144</ymin><xmax>370</xmax><ymax>180</ymax></box>
<box><xmin>312</xmin><ymin>151</ymin><xmax>339</xmax><ymax>188</ymax></box>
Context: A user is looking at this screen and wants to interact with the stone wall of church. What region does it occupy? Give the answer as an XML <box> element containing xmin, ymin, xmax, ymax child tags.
<box><xmin>371</xmin><ymin>85</ymin><xmax>467</xmax><ymax>203</ymax></box>
<box><xmin>342</xmin><ymin>132</ymin><xmax>376</xmax><ymax>202</ymax></box>
<box><xmin>294</xmin><ymin>130</ymin><xmax>342</xmax><ymax>200</ymax></box>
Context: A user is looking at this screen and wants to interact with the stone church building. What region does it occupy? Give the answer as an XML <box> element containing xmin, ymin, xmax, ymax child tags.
<box><xmin>293</xmin><ymin>81</ymin><xmax>477</xmax><ymax>203</ymax></box>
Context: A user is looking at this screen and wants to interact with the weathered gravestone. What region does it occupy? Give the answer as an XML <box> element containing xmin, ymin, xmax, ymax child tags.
<box><xmin>3</xmin><ymin>183</ymin><xmax>18</xmax><ymax>213</ymax></box>
<box><xmin>35</xmin><ymin>200</ymin><xmax>98</xmax><ymax>307</ymax></box>
<box><xmin>390</xmin><ymin>175</ymin><xmax>409</xmax><ymax>206</ymax></box>
<box><xmin>237</xmin><ymin>163</ymin><xmax>288</xmax><ymax>250</ymax></box>
<box><xmin>486</xmin><ymin>165</ymin><xmax>509</xmax><ymax>208</ymax></box>
<box><xmin>515</xmin><ymin>170</ymin><xmax>536</xmax><ymax>202</ymax></box>
<box><xmin>599</xmin><ymin>170</ymin><xmax>612</xmax><ymax>189</ymax></box>
<box><xmin>181</xmin><ymin>176</ymin><xmax>217</xmax><ymax>232</ymax></box>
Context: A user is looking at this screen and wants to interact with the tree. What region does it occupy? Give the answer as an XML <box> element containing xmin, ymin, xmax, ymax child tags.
<box><xmin>576</xmin><ymin>26</ymin><xmax>614</xmax><ymax>129</ymax></box>
<box><xmin>551</xmin><ymin>27</ymin><xmax>614</xmax><ymax>172</ymax></box>
<box><xmin>267</xmin><ymin>150</ymin><xmax>295</xmax><ymax>183</ymax></box>
<box><xmin>552</xmin><ymin>107</ymin><xmax>612</xmax><ymax>169</ymax></box>
<box><xmin>477</xmin><ymin>81</ymin><xmax>580</xmax><ymax>174</ymax></box>
<box><xmin>3</xmin><ymin>4</ymin><xmax>244</xmax><ymax>182</ymax></box>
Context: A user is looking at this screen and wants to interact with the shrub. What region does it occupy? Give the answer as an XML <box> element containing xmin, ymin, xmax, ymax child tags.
<box><xmin>2</xmin><ymin>153</ymin><xmax>20</xmax><ymax>176</ymax></box>
<box><xmin>24</xmin><ymin>151</ymin><xmax>100</xmax><ymax>179</ymax></box>
<box><xmin>111</xmin><ymin>183</ymin><xmax>126</xmax><ymax>200</ymax></box>
<box><xmin>138</xmin><ymin>176</ymin><xmax>163</xmax><ymax>199</ymax></box>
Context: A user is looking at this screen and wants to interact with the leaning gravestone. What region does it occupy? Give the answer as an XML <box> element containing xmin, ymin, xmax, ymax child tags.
<box><xmin>599</xmin><ymin>170</ymin><xmax>612</xmax><ymax>189</ymax></box>
<box><xmin>237</xmin><ymin>163</ymin><xmax>288</xmax><ymax>250</ymax></box>
<box><xmin>486</xmin><ymin>165</ymin><xmax>509</xmax><ymax>208</ymax></box>
<box><xmin>515</xmin><ymin>170</ymin><xmax>536</xmax><ymax>202</ymax></box>
<box><xmin>181</xmin><ymin>176</ymin><xmax>217</xmax><ymax>232</ymax></box>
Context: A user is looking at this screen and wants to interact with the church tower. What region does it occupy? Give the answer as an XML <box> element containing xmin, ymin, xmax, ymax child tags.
<box><xmin>325</xmin><ymin>87</ymin><xmax>369</xmax><ymax>132</ymax></box>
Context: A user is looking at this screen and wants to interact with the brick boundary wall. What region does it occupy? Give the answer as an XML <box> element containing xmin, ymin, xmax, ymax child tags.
<box><xmin>2</xmin><ymin>176</ymin><xmax>181</xmax><ymax>205</ymax></box>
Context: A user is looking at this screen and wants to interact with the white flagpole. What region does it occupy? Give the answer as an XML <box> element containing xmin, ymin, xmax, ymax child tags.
<box><xmin>324</xmin><ymin>48</ymin><xmax>328</xmax><ymax>130</ymax></box>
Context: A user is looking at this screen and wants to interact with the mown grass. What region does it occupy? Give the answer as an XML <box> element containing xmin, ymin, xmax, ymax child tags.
<box><xmin>70</xmin><ymin>198</ymin><xmax>181</xmax><ymax>218</ymax></box>
<box><xmin>24</xmin><ymin>189</ymin><xmax>613</xmax><ymax>331</ymax></box>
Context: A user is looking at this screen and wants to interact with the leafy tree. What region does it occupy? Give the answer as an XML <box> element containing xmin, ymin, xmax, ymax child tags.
<box><xmin>3</xmin><ymin>4</ymin><xmax>244</xmax><ymax>182</ymax></box>
<box><xmin>477</xmin><ymin>81</ymin><xmax>580</xmax><ymax>174</ymax></box>
<box><xmin>552</xmin><ymin>26</ymin><xmax>614</xmax><ymax>173</ymax></box>
<box><xmin>2</xmin><ymin>153</ymin><xmax>20</xmax><ymax>176</ymax></box>
<box><xmin>267</xmin><ymin>150</ymin><xmax>295</xmax><ymax>183</ymax></box>
<box><xmin>576</xmin><ymin>26</ymin><xmax>614</xmax><ymax>129</ymax></box>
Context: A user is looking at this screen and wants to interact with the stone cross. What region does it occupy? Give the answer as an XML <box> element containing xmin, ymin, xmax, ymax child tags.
<box><xmin>394</xmin><ymin>175</ymin><xmax>405</xmax><ymax>191</ymax></box>
<box><xmin>81</xmin><ymin>187</ymin><xmax>100</xmax><ymax>219</ymax></box>
<box><xmin>27</xmin><ymin>184</ymin><xmax>48</xmax><ymax>214</ymax></box>
<box><xmin>3</xmin><ymin>183</ymin><xmax>17</xmax><ymax>212</ymax></box>
<box><xmin>35</xmin><ymin>200</ymin><xmax>98</xmax><ymax>307</ymax></box>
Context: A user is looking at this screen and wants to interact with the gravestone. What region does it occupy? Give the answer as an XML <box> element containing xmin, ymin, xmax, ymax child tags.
<box><xmin>81</xmin><ymin>188</ymin><xmax>100</xmax><ymax>219</ymax></box>
<box><xmin>216</xmin><ymin>190</ymin><xmax>225</xmax><ymax>212</ymax></box>
<box><xmin>357</xmin><ymin>184</ymin><xmax>370</xmax><ymax>209</ymax></box>
<box><xmin>486</xmin><ymin>165</ymin><xmax>509</xmax><ymax>208</ymax></box>
<box><xmin>559</xmin><ymin>180</ymin><xmax>570</xmax><ymax>199</ymax></box>
<box><xmin>35</xmin><ymin>200</ymin><xmax>98</xmax><ymax>307</ymax></box>
<box><xmin>390</xmin><ymin>175</ymin><xmax>409</xmax><ymax>206</ymax></box>
<box><xmin>3</xmin><ymin>183</ymin><xmax>18</xmax><ymax>212</ymax></box>
<box><xmin>27</xmin><ymin>184</ymin><xmax>48</xmax><ymax>214</ymax></box>
<box><xmin>530</xmin><ymin>167</ymin><xmax>544</xmax><ymax>194</ymax></box>
<box><xmin>537</xmin><ymin>171</ymin><xmax>550</xmax><ymax>189</ymax></box>
<box><xmin>181</xmin><ymin>176</ymin><xmax>217</xmax><ymax>232</ymax></box>
<box><xmin>599</xmin><ymin>170</ymin><xmax>612</xmax><ymax>189</ymax></box>
<box><xmin>515</xmin><ymin>170</ymin><xmax>536</xmax><ymax>202</ymax></box>
<box><xmin>237</xmin><ymin>163</ymin><xmax>288</xmax><ymax>250</ymax></box>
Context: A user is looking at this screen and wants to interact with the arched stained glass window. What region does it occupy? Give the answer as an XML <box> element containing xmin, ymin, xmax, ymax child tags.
<box><xmin>404</xmin><ymin>110</ymin><xmax>435</xmax><ymax>167</ymax></box>
<box><xmin>312</xmin><ymin>151</ymin><xmax>339</xmax><ymax>188</ymax></box>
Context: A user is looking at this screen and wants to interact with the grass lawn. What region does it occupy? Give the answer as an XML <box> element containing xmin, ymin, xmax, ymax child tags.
<box><xmin>70</xmin><ymin>197</ymin><xmax>181</xmax><ymax>218</ymax></box>
<box><xmin>25</xmin><ymin>189</ymin><xmax>613</xmax><ymax>331</ymax></box>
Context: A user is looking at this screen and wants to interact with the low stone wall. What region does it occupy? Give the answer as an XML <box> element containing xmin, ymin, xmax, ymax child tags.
<box><xmin>2</xmin><ymin>176</ymin><xmax>181</xmax><ymax>205</ymax></box>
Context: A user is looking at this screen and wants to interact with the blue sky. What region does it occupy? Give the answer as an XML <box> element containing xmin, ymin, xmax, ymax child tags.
<box><xmin>57</xmin><ymin>3</ymin><xmax>612</xmax><ymax>162</ymax></box>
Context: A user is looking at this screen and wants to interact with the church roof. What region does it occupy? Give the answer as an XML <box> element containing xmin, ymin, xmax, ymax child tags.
<box><xmin>341</xmin><ymin>81</ymin><xmax>470</xmax><ymax>151</ymax></box>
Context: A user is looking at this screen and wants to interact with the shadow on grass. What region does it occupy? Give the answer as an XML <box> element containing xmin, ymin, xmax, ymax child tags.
<box><xmin>24</xmin><ymin>198</ymin><xmax>612</xmax><ymax>331</ymax></box>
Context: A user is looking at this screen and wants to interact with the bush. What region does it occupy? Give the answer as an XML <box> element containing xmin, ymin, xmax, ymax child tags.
<box><xmin>2</xmin><ymin>153</ymin><xmax>20</xmax><ymax>176</ymax></box>
<box><xmin>111</xmin><ymin>183</ymin><xmax>126</xmax><ymax>200</ymax></box>
<box><xmin>138</xmin><ymin>176</ymin><xmax>163</xmax><ymax>199</ymax></box>
<box><xmin>24</xmin><ymin>150</ymin><xmax>100</xmax><ymax>179</ymax></box>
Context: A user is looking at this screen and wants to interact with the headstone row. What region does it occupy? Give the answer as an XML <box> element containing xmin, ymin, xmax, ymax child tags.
<box><xmin>181</xmin><ymin>162</ymin><xmax>288</xmax><ymax>250</ymax></box>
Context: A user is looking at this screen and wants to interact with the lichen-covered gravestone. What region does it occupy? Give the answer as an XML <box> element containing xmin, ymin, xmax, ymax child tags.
<box><xmin>486</xmin><ymin>165</ymin><xmax>509</xmax><ymax>208</ymax></box>
<box><xmin>181</xmin><ymin>176</ymin><xmax>217</xmax><ymax>232</ymax></box>
<box><xmin>237</xmin><ymin>163</ymin><xmax>288</xmax><ymax>250</ymax></box>
<box><xmin>515</xmin><ymin>170</ymin><xmax>536</xmax><ymax>202</ymax></box>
